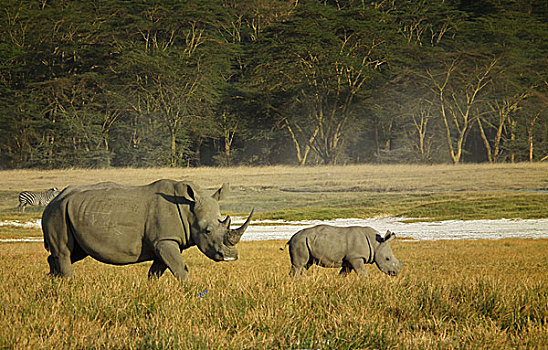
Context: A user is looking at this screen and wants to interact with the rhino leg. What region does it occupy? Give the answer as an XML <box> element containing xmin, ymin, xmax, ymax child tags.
<box><xmin>47</xmin><ymin>253</ymin><xmax>74</xmax><ymax>277</ymax></box>
<box><xmin>348</xmin><ymin>258</ymin><xmax>367</xmax><ymax>276</ymax></box>
<box><xmin>290</xmin><ymin>264</ymin><xmax>311</xmax><ymax>277</ymax></box>
<box><xmin>155</xmin><ymin>240</ymin><xmax>189</xmax><ymax>280</ymax></box>
<box><xmin>148</xmin><ymin>259</ymin><xmax>168</xmax><ymax>279</ymax></box>
<box><xmin>339</xmin><ymin>261</ymin><xmax>353</xmax><ymax>277</ymax></box>
<box><xmin>288</xmin><ymin>240</ymin><xmax>311</xmax><ymax>277</ymax></box>
<box><xmin>70</xmin><ymin>243</ymin><xmax>88</xmax><ymax>264</ymax></box>
<box><xmin>47</xmin><ymin>255</ymin><xmax>56</xmax><ymax>275</ymax></box>
<box><xmin>46</xmin><ymin>237</ymin><xmax>77</xmax><ymax>277</ymax></box>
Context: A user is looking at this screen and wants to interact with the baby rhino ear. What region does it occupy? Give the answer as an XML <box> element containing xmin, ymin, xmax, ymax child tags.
<box><xmin>384</xmin><ymin>230</ymin><xmax>396</xmax><ymax>242</ymax></box>
<box><xmin>211</xmin><ymin>183</ymin><xmax>229</xmax><ymax>201</ymax></box>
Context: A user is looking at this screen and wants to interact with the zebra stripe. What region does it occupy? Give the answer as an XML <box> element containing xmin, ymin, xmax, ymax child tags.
<box><xmin>18</xmin><ymin>188</ymin><xmax>59</xmax><ymax>212</ymax></box>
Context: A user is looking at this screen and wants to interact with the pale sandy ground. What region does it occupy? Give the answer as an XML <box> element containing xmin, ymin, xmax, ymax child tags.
<box><xmin>2</xmin><ymin>217</ymin><xmax>547</xmax><ymax>242</ymax></box>
<box><xmin>237</xmin><ymin>217</ymin><xmax>548</xmax><ymax>241</ymax></box>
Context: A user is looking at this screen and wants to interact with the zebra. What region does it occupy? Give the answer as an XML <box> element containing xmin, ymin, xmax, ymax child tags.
<box><xmin>18</xmin><ymin>187</ymin><xmax>59</xmax><ymax>212</ymax></box>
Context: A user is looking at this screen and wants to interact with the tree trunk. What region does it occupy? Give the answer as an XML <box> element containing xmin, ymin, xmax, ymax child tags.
<box><xmin>476</xmin><ymin>118</ymin><xmax>493</xmax><ymax>163</ymax></box>
<box><xmin>528</xmin><ymin>132</ymin><xmax>534</xmax><ymax>162</ymax></box>
<box><xmin>509</xmin><ymin>119</ymin><xmax>517</xmax><ymax>163</ymax></box>
<box><xmin>170</xmin><ymin>130</ymin><xmax>177</xmax><ymax>167</ymax></box>
<box><xmin>221</xmin><ymin>112</ymin><xmax>236</xmax><ymax>166</ymax></box>
<box><xmin>412</xmin><ymin>102</ymin><xmax>431</xmax><ymax>162</ymax></box>
<box><xmin>223</xmin><ymin>129</ymin><xmax>234</xmax><ymax>166</ymax></box>
<box><xmin>374</xmin><ymin>124</ymin><xmax>380</xmax><ymax>158</ymax></box>
<box><xmin>283</xmin><ymin>119</ymin><xmax>318</xmax><ymax>166</ymax></box>
<box><xmin>527</xmin><ymin>115</ymin><xmax>539</xmax><ymax>162</ymax></box>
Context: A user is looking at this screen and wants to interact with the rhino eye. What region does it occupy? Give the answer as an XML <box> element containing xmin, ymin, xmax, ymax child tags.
<box><xmin>386</xmin><ymin>257</ymin><xmax>390</xmax><ymax>261</ymax></box>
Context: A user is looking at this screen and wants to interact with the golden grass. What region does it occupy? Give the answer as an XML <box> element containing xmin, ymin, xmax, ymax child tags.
<box><xmin>0</xmin><ymin>165</ymin><xmax>546</xmax><ymax>347</ymax></box>
<box><xmin>1</xmin><ymin>163</ymin><xmax>548</xmax><ymax>221</ymax></box>
<box><xmin>0</xmin><ymin>239</ymin><xmax>546</xmax><ymax>349</ymax></box>
<box><xmin>2</xmin><ymin>163</ymin><xmax>548</xmax><ymax>192</ymax></box>
<box><xmin>0</xmin><ymin>225</ymin><xmax>41</xmax><ymax>239</ymax></box>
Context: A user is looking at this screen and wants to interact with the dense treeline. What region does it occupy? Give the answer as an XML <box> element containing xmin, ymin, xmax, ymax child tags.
<box><xmin>1</xmin><ymin>0</ymin><xmax>547</xmax><ymax>168</ymax></box>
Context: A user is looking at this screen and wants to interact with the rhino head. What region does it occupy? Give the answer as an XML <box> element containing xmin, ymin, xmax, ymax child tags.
<box><xmin>179</xmin><ymin>182</ymin><xmax>253</xmax><ymax>262</ymax></box>
<box><xmin>374</xmin><ymin>231</ymin><xmax>403</xmax><ymax>276</ymax></box>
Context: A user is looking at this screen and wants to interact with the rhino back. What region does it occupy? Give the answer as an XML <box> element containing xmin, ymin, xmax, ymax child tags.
<box><xmin>304</xmin><ymin>225</ymin><xmax>376</xmax><ymax>266</ymax></box>
<box><xmin>304</xmin><ymin>225</ymin><xmax>349</xmax><ymax>267</ymax></box>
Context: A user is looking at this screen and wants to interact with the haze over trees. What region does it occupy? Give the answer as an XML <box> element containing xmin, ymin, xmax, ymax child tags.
<box><xmin>1</xmin><ymin>0</ymin><xmax>546</xmax><ymax>168</ymax></box>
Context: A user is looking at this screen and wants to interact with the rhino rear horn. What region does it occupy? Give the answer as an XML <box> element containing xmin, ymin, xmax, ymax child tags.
<box><xmin>226</xmin><ymin>209</ymin><xmax>254</xmax><ymax>245</ymax></box>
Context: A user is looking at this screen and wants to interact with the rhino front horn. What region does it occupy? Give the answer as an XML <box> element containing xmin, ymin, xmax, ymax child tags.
<box><xmin>226</xmin><ymin>209</ymin><xmax>254</xmax><ymax>245</ymax></box>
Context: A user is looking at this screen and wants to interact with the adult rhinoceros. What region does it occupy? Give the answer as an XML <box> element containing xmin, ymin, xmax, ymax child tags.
<box><xmin>282</xmin><ymin>225</ymin><xmax>402</xmax><ymax>277</ymax></box>
<box><xmin>42</xmin><ymin>180</ymin><xmax>253</xmax><ymax>280</ymax></box>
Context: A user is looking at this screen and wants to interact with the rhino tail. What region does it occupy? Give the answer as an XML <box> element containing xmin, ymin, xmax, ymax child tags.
<box><xmin>280</xmin><ymin>241</ymin><xmax>290</xmax><ymax>251</ymax></box>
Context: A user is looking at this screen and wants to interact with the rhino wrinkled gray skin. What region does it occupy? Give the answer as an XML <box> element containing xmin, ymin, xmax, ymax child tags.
<box><xmin>42</xmin><ymin>180</ymin><xmax>253</xmax><ymax>280</ymax></box>
<box><xmin>283</xmin><ymin>225</ymin><xmax>402</xmax><ymax>277</ymax></box>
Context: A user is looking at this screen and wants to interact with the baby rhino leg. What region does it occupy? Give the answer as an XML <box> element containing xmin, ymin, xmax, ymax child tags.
<box><xmin>289</xmin><ymin>240</ymin><xmax>310</xmax><ymax>277</ymax></box>
<box><xmin>348</xmin><ymin>258</ymin><xmax>367</xmax><ymax>276</ymax></box>
<box><xmin>339</xmin><ymin>261</ymin><xmax>353</xmax><ymax>276</ymax></box>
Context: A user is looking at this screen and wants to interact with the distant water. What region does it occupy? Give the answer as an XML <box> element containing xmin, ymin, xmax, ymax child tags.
<box><xmin>1</xmin><ymin>217</ymin><xmax>548</xmax><ymax>242</ymax></box>
<box><xmin>234</xmin><ymin>217</ymin><xmax>548</xmax><ymax>241</ymax></box>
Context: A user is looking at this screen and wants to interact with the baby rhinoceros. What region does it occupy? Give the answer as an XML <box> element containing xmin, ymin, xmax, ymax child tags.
<box><xmin>283</xmin><ymin>225</ymin><xmax>402</xmax><ymax>277</ymax></box>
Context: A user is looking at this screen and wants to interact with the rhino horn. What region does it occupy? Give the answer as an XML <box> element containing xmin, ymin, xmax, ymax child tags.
<box><xmin>226</xmin><ymin>209</ymin><xmax>254</xmax><ymax>245</ymax></box>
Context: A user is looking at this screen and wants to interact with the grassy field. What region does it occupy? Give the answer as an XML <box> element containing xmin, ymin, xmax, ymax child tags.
<box><xmin>0</xmin><ymin>239</ymin><xmax>546</xmax><ymax>349</ymax></box>
<box><xmin>0</xmin><ymin>164</ymin><xmax>547</xmax><ymax>349</ymax></box>
<box><xmin>1</xmin><ymin>163</ymin><xmax>548</xmax><ymax>223</ymax></box>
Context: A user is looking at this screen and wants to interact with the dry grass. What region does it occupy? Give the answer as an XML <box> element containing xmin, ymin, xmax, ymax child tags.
<box><xmin>1</xmin><ymin>165</ymin><xmax>547</xmax><ymax>348</ymax></box>
<box><xmin>0</xmin><ymin>239</ymin><xmax>546</xmax><ymax>349</ymax></box>
<box><xmin>2</xmin><ymin>163</ymin><xmax>548</xmax><ymax>222</ymax></box>
<box><xmin>2</xmin><ymin>163</ymin><xmax>547</xmax><ymax>193</ymax></box>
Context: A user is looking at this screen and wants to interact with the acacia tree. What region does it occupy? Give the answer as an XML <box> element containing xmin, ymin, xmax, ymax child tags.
<box><xmin>407</xmin><ymin>98</ymin><xmax>436</xmax><ymax>162</ymax></box>
<box><xmin>425</xmin><ymin>57</ymin><xmax>496</xmax><ymax>164</ymax></box>
<box><xmin>127</xmin><ymin>52</ymin><xmax>207</xmax><ymax>167</ymax></box>
<box><xmin>460</xmin><ymin>7</ymin><xmax>548</xmax><ymax>163</ymax></box>
<box><xmin>114</xmin><ymin>2</ymin><xmax>233</xmax><ymax>167</ymax></box>
<box><xmin>513</xmin><ymin>85</ymin><xmax>548</xmax><ymax>162</ymax></box>
<box><xmin>476</xmin><ymin>88</ymin><xmax>528</xmax><ymax>163</ymax></box>
<box><xmin>1</xmin><ymin>0</ymin><xmax>547</xmax><ymax>168</ymax></box>
<box><xmin>252</xmin><ymin>3</ymin><xmax>390</xmax><ymax>165</ymax></box>
<box><xmin>0</xmin><ymin>0</ymin><xmax>120</xmax><ymax>167</ymax></box>
<box><xmin>387</xmin><ymin>0</ymin><xmax>465</xmax><ymax>48</ymax></box>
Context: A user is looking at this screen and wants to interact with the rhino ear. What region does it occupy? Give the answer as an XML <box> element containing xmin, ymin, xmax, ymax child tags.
<box><xmin>212</xmin><ymin>183</ymin><xmax>229</xmax><ymax>201</ymax></box>
<box><xmin>175</xmin><ymin>182</ymin><xmax>199</xmax><ymax>203</ymax></box>
<box><xmin>384</xmin><ymin>230</ymin><xmax>395</xmax><ymax>242</ymax></box>
<box><xmin>220</xmin><ymin>216</ymin><xmax>231</xmax><ymax>229</ymax></box>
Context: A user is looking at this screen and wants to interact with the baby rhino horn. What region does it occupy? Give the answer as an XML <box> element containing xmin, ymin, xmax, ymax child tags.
<box><xmin>226</xmin><ymin>209</ymin><xmax>254</xmax><ymax>245</ymax></box>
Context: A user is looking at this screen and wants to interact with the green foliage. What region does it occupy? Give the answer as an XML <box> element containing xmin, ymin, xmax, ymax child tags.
<box><xmin>0</xmin><ymin>0</ymin><xmax>546</xmax><ymax>168</ymax></box>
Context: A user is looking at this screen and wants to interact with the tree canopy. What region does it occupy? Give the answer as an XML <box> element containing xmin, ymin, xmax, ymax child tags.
<box><xmin>1</xmin><ymin>0</ymin><xmax>546</xmax><ymax>168</ymax></box>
